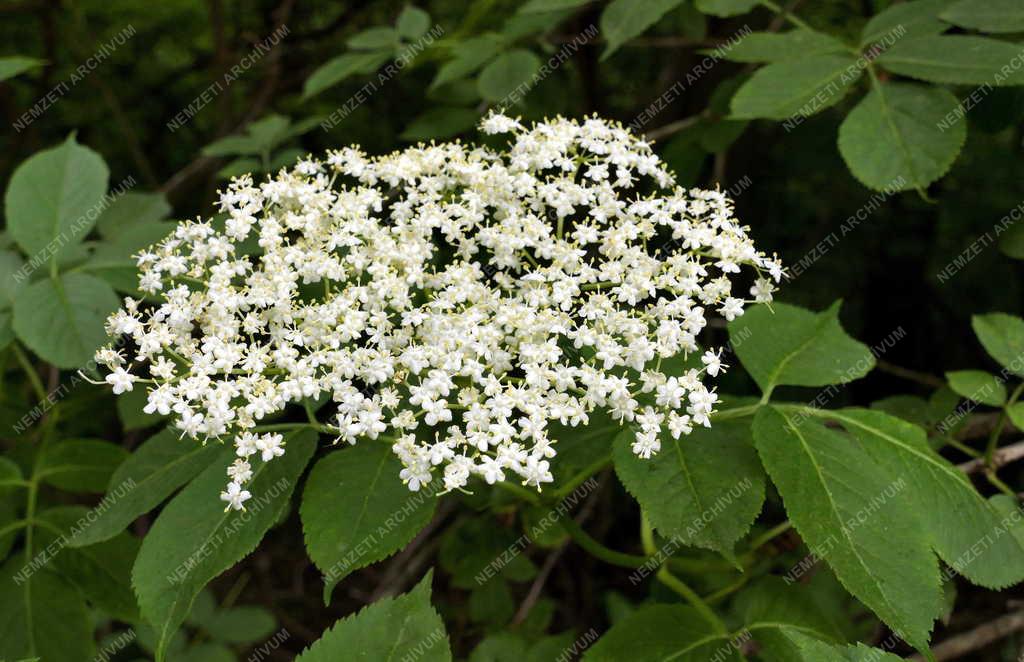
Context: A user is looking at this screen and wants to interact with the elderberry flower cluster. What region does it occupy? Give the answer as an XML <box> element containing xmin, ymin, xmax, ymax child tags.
<box><xmin>95</xmin><ymin>113</ymin><xmax>781</xmax><ymax>510</ymax></box>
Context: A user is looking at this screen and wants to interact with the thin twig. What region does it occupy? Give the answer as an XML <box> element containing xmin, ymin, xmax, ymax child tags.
<box><xmin>875</xmin><ymin>360</ymin><xmax>946</xmax><ymax>389</ymax></box>
<box><xmin>957</xmin><ymin>441</ymin><xmax>1024</xmax><ymax>475</ymax></box>
<box><xmin>909</xmin><ymin>611</ymin><xmax>1024</xmax><ymax>661</ymax></box>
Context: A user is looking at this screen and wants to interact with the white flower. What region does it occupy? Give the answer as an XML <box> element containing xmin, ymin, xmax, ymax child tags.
<box><xmin>105</xmin><ymin>368</ymin><xmax>136</xmax><ymax>395</ymax></box>
<box><xmin>220</xmin><ymin>481</ymin><xmax>251</xmax><ymax>511</ymax></box>
<box><xmin>94</xmin><ymin>114</ymin><xmax>778</xmax><ymax>500</ymax></box>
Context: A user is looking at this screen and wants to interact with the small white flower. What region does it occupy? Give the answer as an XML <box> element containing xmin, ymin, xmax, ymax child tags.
<box><xmin>105</xmin><ymin>368</ymin><xmax>136</xmax><ymax>395</ymax></box>
<box><xmin>220</xmin><ymin>481</ymin><xmax>251</xmax><ymax>511</ymax></box>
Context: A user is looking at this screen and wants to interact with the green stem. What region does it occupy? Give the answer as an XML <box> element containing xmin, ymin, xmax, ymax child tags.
<box><xmin>12</xmin><ymin>343</ymin><xmax>47</xmax><ymax>404</ymax></box>
<box><xmin>759</xmin><ymin>0</ymin><xmax>816</xmax><ymax>33</ymax></box>
<box><xmin>656</xmin><ymin>566</ymin><xmax>729</xmax><ymax>634</ymax></box>
<box><xmin>252</xmin><ymin>422</ymin><xmax>337</xmax><ymax>435</ymax></box>
<box><xmin>987</xmin><ymin>383</ymin><xmax>1024</xmax><ymax>466</ymax></box>
<box><xmin>559</xmin><ymin>517</ymin><xmax>648</xmax><ymax>568</ymax></box>
<box><xmin>494</xmin><ymin>479</ymin><xmax>542</xmax><ymax>506</ymax></box>
<box><xmin>551</xmin><ymin>453</ymin><xmax>611</xmax><ymax>502</ymax></box>
<box><xmin>745</xmin><ymin>520</ymin><xmax>792</xmax><ymax>555</ymax></box>
<box><xmin>711</xmin><ymin>403</ymin><xmax>761</xmax><ymax>421</ymax></box>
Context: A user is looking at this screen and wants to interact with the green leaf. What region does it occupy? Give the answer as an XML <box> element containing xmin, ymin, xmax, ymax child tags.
<box><xmin>860</xmin><ymin>0</ymin><xmax>954</xmax><ymax>47</ymax></box>
<box><xmin>347</xmin><ymin>27</ymin><xmax>400</xmax><ymax>51</ymax></box>
<box><xmin>68</xmin><ymin>428</ymin><xmax>223</xmax><ymax>548</ymax></box>
<box><xmin>0</xmin><ymin>458</ymin><xmax>23</xmax><ymax>560</ymax></box>
<box><xmin>727</xmin><ymin>301</ymin><xmax>875</xmax><ymax>396</ymax></box>
<box><xmin>116</xmin><ymin>387</ymin><xmax>168</xmax><ymax>430</ymax></box>
<box><xmin>0</xmin><ymin>553</ymin><xmax>94</xmax><ymax>662</ymax></box>
<box><xmin>735</xmin><ymin>577</ymin><xmax>847</xmax><ymax>659</ymax></box>
<box><xmin>477</xmin><ymin>49</ymin><xmax>542</xmax><ymax>103</ymax></box>
<box><xmin>838</xmin><ymin>82</ymin><xmax>965</xmax><ymax>192</ymax></box>
<box><xmin>945</xmin><ymin>370</ymin><xmax>1007</xmax><ymax>406</ymax></box>
<box><xmin>400</xmin><ymin>107</ymin><xmax>480</xmax><ymax>141</ymax></box>
<box><xmin>0</xmin><ymin>250</ymin><xmax>26</xmax><ymax>309</ymax></box>
<box><xmin>295</xmin><ymin>572</ymin><xmax>452</xmax><ymax>662</ymax></box>
<box><xmin>396</xmin><ymin>6</ymin><xmax>431</xmax><ymax>40</ymax></box>
<box><xmin>301</xmin><ymin>443</ymin><xmax>438</xmax><ymax>601</ymax></box>
<box><xmin>600</xmin><ymin>0</ymin><xmax>684</xmax><ymax>60</ymax></box>
<box><xmin>4</xmin><ymin>136</ymin><xmax>109</xmax><ymax>264</ymax></box>
<box><xmin>972</xmin><ymin>313</ymin><xmax>1024</xmax><ymax>378</ymax></box>
<box><xmin>177</xmin><ymin>643</ymin><xmax>235</xmax><ymax>662</ymax></box>
<box><xmin>1006</xmin><ymin>402</ymin><xmax>1024</xmax><ymax>429</ymax></box>
<box><xmin>730</xmin><ymin>54</ymin><xmax>861</xmax><ymax>120</ymax></box>
<box><xmin>38</xmin><ymin>438</ymin><xmax>129</xmax><ymax>493</ymax></box>
<box><xmin>612</xmin><ymin>418</ymin><xmax>765</xmax><ymax>556</ymax></box>
<box><xmin>0</xmin><ymin>56</ymin><xmax>44</xmax><ymax>82</ymax></box>
<box><xmin>95</xmin><ymin>191</ymin><xmax>171</xmax><ymax>238</ymax></box>
<box><xmin>302</xmin><ymin>51</ymin><xmax>392</xmax><ymax>99</ymax></box>
<box><xmin>582</xmin><ymin>604</ymin><xmax>739</xmax><ymax>661</ymax></box>
<box><xmin>203</xmin><ymin>605</ymin><xmax>277</xmax><ymax>644</ymax></box>
<box><xmin>439</xmin><ymin>518</ymin><xmax>537</xmax><ymax>588</ymax></box>
<box><xmin>520</xmin><ymin>0</ymin><xmax>592</xmax><ymax>12</ymax></box>
<box><xmin>781</xmin><ymin>630</ymin><xmax>904</xmax><ymax>661</ymax></box>
<box><xmin>722</xmin><ymin>30</ymin><xmax>849</xmax><ymax>63</ymax></box>
<box><xmin>431</xmin><ymin>34</ymin><xmax>504</xmax><ymax>89</ymax></box>
<box><xmin>998</xmin><ymin>221</ymin><xmax>1024</xmax><ymax>260</ymax></box>
<box><xmin>752</xmin><ymin>407</ymin><xmax>941</xmax><ymax>650</ymax></box>
<box><xmin>877</xmin><ymin>35</ymin><xmax>1024</xmax><ymax>86</ymax></box>
<box><xmin>941</xmin><ymin>0</ymin><xmax>1024</xmax><ymax>33</ymax></box>
<box><xmin>132</xmin><ymin>430</ymin><xmax>315</xmax><ymax>661</ymax></box>
<box><xmin>818</xmin><ymin>408</ymin><xmax>1024</xmax><ymax>589</ymax></box>
<box><xmin>12</xmin><ymin>272</ymin><xmax>120</xmax><ymax>369</ymax></box>
<box><xmin>694</xmin><ymin>0</ymin><xmax>760</xmax><ymax>18</ymax></box>
<box><xmin>35</xmin><ymin>506</ymin><xmax>140</xmax><ymax>621</ymax></box>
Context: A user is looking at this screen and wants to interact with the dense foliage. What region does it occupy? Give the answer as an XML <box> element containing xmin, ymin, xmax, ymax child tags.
<box><xmin>2</xmin><ymin>1</ymin><xmax>1024</xmax><ymax>660</ymax></box>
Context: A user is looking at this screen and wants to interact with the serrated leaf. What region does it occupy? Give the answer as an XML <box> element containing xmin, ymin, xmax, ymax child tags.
<box><xmin>860</xmin><ymin>0</ymin><xmax>954</xmax><ymax>46</ymax></box>
<box><xmin>477</xmin><ymin>49</ymin><xmax>542</xmax><ymax>103</ymax></box>
<box><xmin>295</xmin><ymin>572</ymin><xmax>452</xmax><ymax>662</ymax></box>
<box><xmin>69</xmin><ymin>428</ymin><xmax>225</xmax><ymax>547</ymax></box>
<box><xmin>431</xmin><ymin>34</ymin><xmax>504</xmax><ymax>89</ymax></box>
<box><xmin>600</xmin><ymin>0</ymin><xmax>684</xmax><ymax>60</ymax></box>
<box><xmin>12</xmin><ymin>272</ymin><xmax>120</xmax><ymax>369</ymax></box>
<box><xmin>0</xmin><ymin>56</ymin><xmax>43</xmax><ymax>82</ymax></box>
<box><xmin>735</xmin><ymin>577</ymin><xmax>846</xmax><ymax>659</ymax></box>
<box><xmin>727</xmin><ymin>301</ymin><xmax>875</xmax><ymax>396</ymax></box>
<box><xmin>132</xmin><ymin>430</ymin><xmax>315</xmax><ymax>661</ymax></box>
<box><xmin>941</xmin><ymin>0</ymin><xmax>1024</xmax><ymax>33</ymax></box>
<box><xmin>730</xmin><ymin>54</ymin><xmax>861</xmax><ymax>120</ymax></box>
<box><xmin>35</xmin><ymin>506</ymin><xmax>140</xmax><ymax>621</ymax></box>
<box><xmin>816</xmin><ymin>408</ymin><xmax>1024</xmax><ymax>589</ymax></box>
<box><xmin>945</xmin><ymin>370</ymin><xmax>1007</xmax><ymax>406</ymax></box>
<box><xmin>612</xmin><ymin>418</ymin><xmax>765</xmax><ymax>556</ymax></box>
<box><xmin>838</xmin><ymin>82</ymin><xmax>965</xmax><ymax>192</ymax></box>
<box><xmin>302</xmin><ymin>443</ymin><xmax>438</xmax><ymax>601</ymax></box>
<box><xmin>723</xmin><ymin>30</ymin><xmax>849</xmax><ymax>63</ymax></box>
<box><xmin>95</xmin><ymin>191</ymin><xmax>171</xmax><ymax>238</ymax></box>
<box><xmin>782</xmin><ymin>630</ymin><xmax>904</xmax><ymax>661</ymax></box>
<box><xmin>38</xmin><ymin>438</ymin><xmax>129</xmax><ymax>493</ymax></box>
<box><xmin>972</xmin><ymin>313</ymin><xmax>1024</xmax><ymax>378</ymax></box>
<box><xmin>694</xmin><ymin>0</ymin><xmax>760</xmax><ymax>18</ymax></box>
<box><xmin>1006</xmin><ymin>402</ymin><xmax>1024</xmax><ymax>429</ymax></box>
<box><xmin>752</xmin><ymin>407</ymin><xmax>941</xmax><ymax>650</ymax></box>
<box><xmin>302</xmin><ymin>50</ymin><xmax>392</xmax><ymax>99</ymax></box>
<box><xmin>877</xmin><ymin>35</ymin><xmax>1024</xmax><ymax>86</ymax></box>
<box><xmin>0</xmin><ymin>250</ymin><xmax>26</xmax><ymax>309</ymax></box>
<box><xmin>582</xmin><ymin>604</ymin><xmax>738</xmax><ymax>661</ymax></box>
<box><xmin>397</xmin><ymin>6</ymin><xmax>431</xmax><ymax>40</ymax></box>
<box><xmin>4</xmin><ymin>136</ymin><xmax>109</xmax><ymax>264</ymax></box>
<box><xmin>0</xmin><ymin>553</ymin><xmax>94</xmax><ymax>662</ymax></box>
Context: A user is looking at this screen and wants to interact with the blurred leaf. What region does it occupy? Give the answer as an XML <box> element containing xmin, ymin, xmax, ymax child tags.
<box><xmin>730</xmin><ymin>54</ymin><xmax>861</xmax><ymax>120</ymax></box>
<box><xmin>38</xmin><ymin>438</ymin><xmax>129</xmax><ymax>493</ymax></box>
<box><xmin>940</xmin><ymin>0</ymin><xmax>1024</xmax><ymax>34</ymax></box>
<box><xmin>12</xmin><ymin>272</ymin><xmax>120</xmax><ymax>369</ymax></box>
<box><xmin>600</xmin><ymin>0</ymin><xmax>684</xmax><ymax>60</ymax></box>
<box><xmin>95</xmin><ymin>192</ymin><xmax>171</xmax><ymax>238</ymax></box>
<box><xmin>432</xmin><ymin>34</ymin><xmax>505</xmax><ymax>89</ymax></box>
<box><xmin>347</xmin><ymin>27</ymin><xmax>400</xmax><ymax>51</ymax></box>
<box><xmin>945</xmin><ymin>369</ymin><xmax>1007</xmax><ymax>405</ymax></box>
<box><xmin>781</xmin><ymin>630</ymin><xmax>904</xmax><ymax>661</ymax></box>
<box><xmin>401</xmin><ymin>107</ymin><xmax>480</xmax><ymax>140</ymax></box>
<box><xmin>477</xmin><ymin>49</ymin><xmax>542</xmax><ymax>103</ymax></box>
<box><xmin>694</xmin><ymin>0</ymin><xmax>760</xmax><ymax>18</ymax></box>
<box><xmin>295</xmin><ymin>572</ymin><xmax>451</xmax><ymax>662</ymax></box>
<box><xmin>0</xmin><ymin>250</ymin><xmax>26</xmax><ymax>309</ymax></box>
<box><xmin>877</xmin><ymin>35</ymin><xmax>1024</xmax><ymax>86</ymax></box>
<box><xmin>0</xmin><ymin>56</ymin><xmax>44</xmax><ymax>82</ymax></box>
<box><xmin>303</xmin><ymin>50</ymin><xmax>392</xmax><ymax>99</ymax></box>
<box><xmin>4</xmin><ymin>136</ymin><xmax>109</xmax><ymax>265</ymax></box>
<box><xmin>397</xmin><ymin>6</ymin><xmax>432</xmax><ymax>40</ymax></box>
<box><xmin>203</xmin><ymin>605</ymin><xmax>277</xmax><ymax>644</ymax></box>
<box><xmin>583</xmin><ymin>604</ymin><xmax>740</xmax><ymax>660</ymax></box>
<box><xmin>972</xmin><ymin>313</ymin><xmax>1024</xmax><ymax>378</ymax></box>
<box><xmin>838</xmin><ymin>82</ymin><xmax>965</xmax><ymax>192</ymax></box>
<box><xmin>520</xmin><ymin>0</ymin><xmax>591</xmax><ymax>12</ymax></box>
